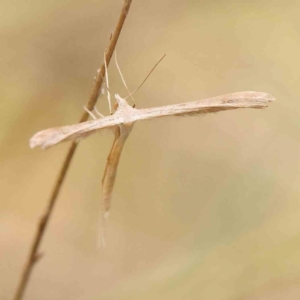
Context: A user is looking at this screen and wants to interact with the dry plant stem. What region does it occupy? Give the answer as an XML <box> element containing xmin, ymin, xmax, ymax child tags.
<box><xmin>13</xmin><ymin>1</ymin><xmax>132</xmax><ymax>300</ymax></box>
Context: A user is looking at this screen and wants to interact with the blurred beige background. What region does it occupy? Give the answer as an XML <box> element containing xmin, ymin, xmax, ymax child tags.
<box><xmin>1</xmin><ymin>0</ymin><xmax>299</xmax><ymax>299</ymax></box>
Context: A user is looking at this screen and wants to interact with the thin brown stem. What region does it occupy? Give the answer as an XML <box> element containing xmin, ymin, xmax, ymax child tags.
<box><xmin>13</xmin><ymin>1</ymin><xmax>132</xmax><ymax>300</ymax></box>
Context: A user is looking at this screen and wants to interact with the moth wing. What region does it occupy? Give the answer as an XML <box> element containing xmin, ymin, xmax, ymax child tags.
<box><xmin>135</xmin><ymin>91</ymin><xmax>275</xmax><ymax>121</ymax></box>
<box><xmin>30</xmin><ymin>115</ymin><xmax>123</xmax><ymax>149</ymax></box>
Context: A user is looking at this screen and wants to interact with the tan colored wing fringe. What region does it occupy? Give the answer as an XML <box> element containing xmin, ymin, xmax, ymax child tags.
<box><xmin>30</xmin><ymin>115</ymin><xmax>122</xmax><ymax>149</ymax></box>
<box><xmin>135</xmin><ymin>91</ymin><xmax>275</xmax><ymax>120</ymax></box>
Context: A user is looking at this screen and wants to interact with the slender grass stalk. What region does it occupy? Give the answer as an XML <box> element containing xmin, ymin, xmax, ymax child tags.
<box><xmin>12</xmin><ymin>1</ymin><xmax>133</xmax><ymax>299</ymax></box>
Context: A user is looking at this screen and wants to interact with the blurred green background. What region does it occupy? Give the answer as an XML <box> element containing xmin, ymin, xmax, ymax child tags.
<box><xmin>1</xmin><ymin>0</ymin><xmax>299</xmax><ymax>299</ymax></box>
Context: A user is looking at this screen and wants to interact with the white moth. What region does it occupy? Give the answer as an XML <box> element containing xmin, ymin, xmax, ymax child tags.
<box><xmin>30</xmin><ymin>91</ymin><xmax>274</xmax><ymax>219</ymax></box>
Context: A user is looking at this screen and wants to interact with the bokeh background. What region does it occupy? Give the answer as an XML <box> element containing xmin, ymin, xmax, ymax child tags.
<box><xmin>1</xmin><ymin>0</ymin><xmax>299</xmax><ymax>299</ymax></box>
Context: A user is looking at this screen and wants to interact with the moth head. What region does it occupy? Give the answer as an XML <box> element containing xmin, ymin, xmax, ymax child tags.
<box><xmin>114</xmin><ymin>94</ymin><xmax>129</xmax><ymax>109</ymax></box>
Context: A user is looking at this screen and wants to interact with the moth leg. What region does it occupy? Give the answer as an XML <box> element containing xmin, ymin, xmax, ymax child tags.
<box><xmin>83</xmin><ymin>106</ymin><xmax>97</xmax><ymax>120</ymax></box>
<box><xmin>114</xmin><ymin>50</ymin><xmax>135</xmax><ymax>106</ymax></box>
<box><xmin>93</xmin><ymin>68</ymin><xmax>101</xmax><ymax>82</ymax></box>
<box><xmin>94</xmin><ymin>106</ymin><xmax>104</xmax><ymax>118</ymax></box>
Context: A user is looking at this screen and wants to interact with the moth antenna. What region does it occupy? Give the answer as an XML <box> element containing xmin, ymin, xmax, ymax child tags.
<box><xmin>125</xmin><ymin>53</ymin><xmax>166</xmax><ymax>100</ymax></box>
<box><xmin>83</xmin><ymin>106</ymin><xmax>96</xmax><ymax>120</ymax></box>
<box><xmin>104</xmin><ymin>50</ymin><xmax>112</xmax><ymax>114</ymax></box>
<box><xmin>114</xmin><ymin>50</ymin><xmax>135</xmax><ymax>105</ymax></box>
